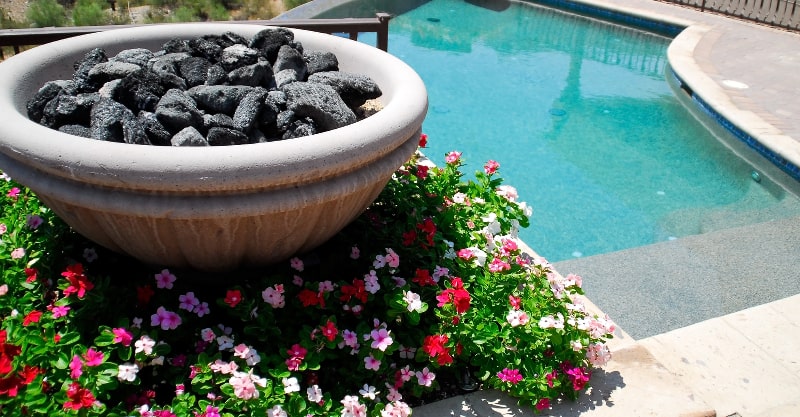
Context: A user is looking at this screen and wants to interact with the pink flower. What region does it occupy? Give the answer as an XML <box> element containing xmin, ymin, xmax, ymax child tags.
<box><xmin>484</xmin><ymin>160</ymin><xmax>500</xmax><ymax>174</ymax></box>
<box><xmin>112</xmin><ymin>328</ymin><xmax>133</xmax><ymax>346</ymax></box>
<box><xmin>262</xmin><ymin>284</ymin><xmax>285</xmax><ymax>308</ymax></box>
<box><xmin>25</xmin><ymin>215</ymin><xmax>43</xmax><ymax>230</ymax></box>
<box><xmin>0</xmin><ymin>224</ymin><xmax>6</xmax><ymax>235</ymax></box>
<box><xmin>536</xmin><ymin>398</ymin><xmax>551</xmax><ymax>411</ymax></box>
<box><xmin>135</xmin><ymin>335</ymin><xmax>156</xmax><ymax>355</ymax></box>
<box><xmin>456</xmin><ymin>248</ymin><xmax>474</xmax><ymax>261</ymax></box>
<box><xmin>385</xmin><ymin>248</ymin><xmax>400</xmax><ymax>268</ymax></box>
<box><xmin>415</xmin><ymin>367</ymin><xmax>435</xmax><ymax>387</ymax></box>
<box><xmin>497</xmin><ymin>368</ymin><xmax>523</xmax><ymax>384</ymax></box>
<box><xmin>51</xmin><ymin>305</ymin><xmax>70</xmax><ymax>319</ymax></box>
<box><xmin>370</xmin><ymin>328</ymin><xmax>393</xmax><ymax>352</ymax></box>
<box><xmin>6</xmin><ymin>187</ymin><xmax>20</xmax><ymax>200</ymax></box>
<box><xmin>488</xmin><ymin>258</ymin><xmax>511</xmax><ymax>273</ymax></box>
<box><xmin>290</xmin><ymin>257</ymin><xmax>304</xmax><ymax>272</ymax></box>
<box><xmin>587</xmin><ymin>343</ymin><xmax>612</xmax><ymax>366</ymax></box>
<box><xmin>10</xmin><ymin>247</ymin><xmax>25</xmax><ymax>259</ymax></box>
<box><xmin>341</xmin><ymin>329</ymin><xmax>359</xmax><ymax>349</ymax></box>
<box><xmin>154</xmin><ymin>269</ymin><xmax>176</xmax><ymax>289</ymax></box>
<box><xmin>195</xmin><ymin>302</ymin><xmax>210</xmax><ymax>317</ymax></box>
<box><xmin>508</xmin><ymin>295</ymin><xmax>521</xmax><ymax>310</ymax></box>
<box><xmin>178</xmin><ymin>292</ymin><xmax>200</xmax><ymax>312</ymax></box>
<box><xmin>151</xmin><ymin>306</ymin><xmax>182</xmax><ymax>330</ymax></box>
<box><xmin>69</xmin><ymin>355</ymin><xmax>83</xmax><ymax>379</ymax></box>
<box><xmin>496</xmin><ymin>185</ymin><xmax>518</xmax><ymax>201</ymax></box>
<box><xmin>364</xmin><ymin>355</ymin><xmax>381</xmax><ymax>371</ymax></box>
<box><xmin>82</xmin><ymin>348</ymin><xmax>104</xmax><ymax>367</ymax></box>
<box><xmin>350</xmin><ymin>246</ymin><xmax>360</xmax><ymax>259</ymax></box>
<box><xmin>229</xmin><ymin>370</ymin><xmax>266</xmax><ymax>400</ymax></box>
<box><xmin>445</xmin><ymin>151</ymin><xmax>462</xmax><ymax>164</ymax></box>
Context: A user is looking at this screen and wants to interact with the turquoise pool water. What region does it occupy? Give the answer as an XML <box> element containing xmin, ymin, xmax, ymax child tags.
<box><xmin>316</xmin><ymin>0</ymin><xmax>800</xmax><ymax>262</ymax></box>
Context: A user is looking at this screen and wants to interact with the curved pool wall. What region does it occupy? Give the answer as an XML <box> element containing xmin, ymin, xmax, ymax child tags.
<box><xmin>277</xmin><ymin>0</ymin><xmax>800</xmax><ymax>184</ymax></box>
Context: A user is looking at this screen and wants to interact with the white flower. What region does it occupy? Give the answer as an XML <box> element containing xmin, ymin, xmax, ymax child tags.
<box><xmin>282</xmin><ymin>377</ymin><xmax>300</xmax><ymax>393</ymax></box>
<box><xmin>307</xmin><ymin>384</ymin><xmax>323</xmax><ymax>403</ymax></box>
<box><xmin>402</xmin><ymin>290</ymin><xmax>423</xmax><ymax>312</ymax></box>
<box><xmin>134</xmin><ymin>335</ymin><xmax>156</xmax><ymax>355</ymax></box>
<box><xmin>267</xmin><ymin>405</ymin><xmax>288</xmax><ymax>417</ymax></box>
<box><xmin>117</xmin><ymin>363</ymin><xmax>139</xmax><ymax>382</ymax></box>
<box><xmin>359</xmin><ymin>384</ymin><xmax>379</xmax><ymax>400</ymax></box>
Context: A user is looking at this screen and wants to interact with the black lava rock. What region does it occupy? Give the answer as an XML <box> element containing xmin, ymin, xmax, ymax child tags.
<box><xmin>155</xmin><ymin>89</ymin><xmax>204</xmax><ymax>133</ymax></box>
<box><xmin>171</xmin><ymin>126</ymin><xmax>208</xmax><ymax>146</ymax></box>
<box><xmin>283</xmin><ymin>82</ymin><xmax>357</xmax><ymax>131</ymax></box>
<box><xmin>307</xmin><ymin>71</ymin><xmax>383</xmax><ymax>108</ymax></box>
<box><xmin>304</xmin><ymin>51</ymin><xmax>339</xmax><ymax>75</ymax></box>
<box><xmin>207</xmin><ymin>127</ymin><xmax>249</xmax><ymax>146</ymax></box>
<box><xmin>188</xmin><ymin>85</ymin><xmax>253</xmax><ymax>115</ymax></box>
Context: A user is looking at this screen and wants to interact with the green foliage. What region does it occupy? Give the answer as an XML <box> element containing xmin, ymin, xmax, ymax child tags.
<box><xmin>0</xmin><ymin>139</ymin><xmax>614</xmax><ymax>415</ymax></box>
<box><xmin>144</xmin><ymin>0</ymin><xmax>228</xmax><ymax>22</ymax></box>
<box><xmin>71</xmin><ymin>0</ymin><xmax>108</xmax><ymax>26</ymax></box>
<box><xmin>26</xmin><ymin>0</ymin><xmax>68</xmax><ymax>27</ymax></box>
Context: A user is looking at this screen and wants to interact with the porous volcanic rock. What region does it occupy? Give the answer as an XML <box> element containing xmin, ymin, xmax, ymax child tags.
<box><xmin>26</xmin><ymin>28</ymin><xmax>382</xmax><ymax>146</ymax></box>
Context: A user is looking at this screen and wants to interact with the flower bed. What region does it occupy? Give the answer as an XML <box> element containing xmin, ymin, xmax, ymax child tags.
<box><xmin>0</xmin><ymin>135</ymin><xmax>614</xmax><ymax>416</ymax></box>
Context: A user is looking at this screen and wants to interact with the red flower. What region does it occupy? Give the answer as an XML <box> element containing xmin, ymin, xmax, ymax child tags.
<box><xmin>24</xmin><ymin>268</ymin><xmax>37</xmax><ymax>283</ymax></box>
<box><xmin>320</xmin><ymin>320</ymin><xmax>338</xmax><ymax>342</ymax></box>
<box><xmin>298</xmin><ymin>289</ymin><xmax>325</xmax><ymax>308</ymax></box>
<box><xmin>417</xmin><ymin>218</ymin><xmax>436</xmax><ymax>247</ymax></box>
<box><xmin>136</xmin><ymin>285</ymin><xmax>155</xmax><ymax>306</ymax></box>
<box><xmin>0</xmin><ymin>332</ymin><xmax>20</xmax><ymax>376</ymax></box>
<box><xmin>509</xmin><ymin>295</ymin><xmax>522</xmax><ymax>310</ymax></box>
<box><xmin>63</xmin><ymin>382</ymin><xmax>95</xmax><ymax>410</ymax></box>
<box><xmin>401</xmin><ymin>230</ymin><xmax>417</xmax><ymax>246</ymax></box>
<box><xmin>224</xmin><ymin>289</ymin><xmax>242</xmax><ymax>308</ymax></box>
<box><xmin>422</xmin><ymin>334</ymin><xmax>452</xmax><ymax>365</ymax></box>
<box><xmin>339</xmin><ymin>279</ymin><xmax>367</xmax><ymax>304</ymax></box>
<box><xmin>412</xmin><ymin>269</ymin><xmax>436</xmax><ymax>287</ymax></box>
<box><xmin>22</xmin><ymin>310</ymin><xmax>42</xmax><ymax>326</ymax></box>
<box><xmin>436</xmin><ymin>278</ymin><xmax>471</xmax><ymax>314</ymax></box>
<box><xmin>418</xmin><ymin>133</ymin><xmax>428</xmax><ymax>148</ymax></box>
<box><xmin>416</xmin><ymin>164</ymin><xmax>429</xmax><ymax>179</ymax></box>
<box><xmin>62</xmin><ymin>264</ymin><xmax>93</xmax><ymax>298</ymax></box>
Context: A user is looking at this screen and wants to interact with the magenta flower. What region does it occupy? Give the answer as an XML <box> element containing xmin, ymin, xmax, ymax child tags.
<box><xmin>82</xmin><ymin>348</ymin><xmax>104</xmax><ymax>367</ymax></box>
<box><xmin>6</xmin><ymin>187</ymin><xmax>20</xmax><ymax>200</ymax></box>
<box><xmin>112</xmin><ymin>328</ymin><xmax>133</xmax><ymax>346</ymax></box>
<box><xmin>415</xmin><ymin>367</ymin><xmax>435</xmax><ymax>387</ymax></box>
<box><xmin>151</xmin><ymin>306</ymin><xmax>182</xmax><ymax>330</ymax></box>
<box><xmin>178</xmin><ymin>292</ymin><xmax>200</xmax><ymax>312</ymax></box>
<box><xmin>51</xmin><ymin>305</ymin><xmax>70</xmax><ymax>319</ymax></box>
<box><xmin>154</xmin><ymin>269</ymin><xmax>176</xmax><ymax>289</ymax></box>
<box><xmin>69</xmin><ymin>355</ymin><xmax>83</xmax><ymax>379</ymax></box>
<box><xmin>497</xmin><ymin>368</ymin><xmax>523</xmax><ymax>384</ymax></box>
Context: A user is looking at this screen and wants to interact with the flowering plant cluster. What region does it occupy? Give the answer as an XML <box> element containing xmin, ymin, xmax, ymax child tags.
<box><xmin>0</xmin><ymin>135</ymin><xmax>614</xmax><ymax>416</ymax></box>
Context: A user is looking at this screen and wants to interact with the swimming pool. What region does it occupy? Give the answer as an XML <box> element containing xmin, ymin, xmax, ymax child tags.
<box><xmin>301</xmin><ymin>0</ymin><xmax>800</xmax><ymax>262</ymax></box>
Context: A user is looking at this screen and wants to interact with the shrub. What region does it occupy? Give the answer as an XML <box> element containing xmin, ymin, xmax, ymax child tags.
<box><xmin>26</xmin><ymin>0</ymin><xmax>68</xmax><ymax>27</ymax></box>
<box><xmin>71</xmin><ymin>0</ymin><xmax>108</xmax><ymax>26</ymax></box>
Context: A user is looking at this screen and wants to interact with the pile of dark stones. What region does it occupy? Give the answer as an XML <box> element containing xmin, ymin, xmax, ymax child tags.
<box><xmin>26</xmin><ymin>28</ymin><xmax>383</xmax><ymax>146</ymax></box>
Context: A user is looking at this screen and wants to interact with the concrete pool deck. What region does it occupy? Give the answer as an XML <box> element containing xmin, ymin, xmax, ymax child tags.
<box><xmin>410</xmin><ymin>0</ymin><xmax>800</xmax><ymax>415</ymax></box>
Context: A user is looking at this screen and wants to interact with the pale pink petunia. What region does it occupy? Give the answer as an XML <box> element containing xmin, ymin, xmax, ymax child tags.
<box><xmin>10</xmin><ymin>248</ymin><xmax>25</xmax><ymax>259</ymax></box>
<box><xmin>416</xmin><ymin>367</ymin><xmax>436</xmax><ymax>387</ymax></box>
<box><xmin>154</xmin><ymin>269</ymin><xmax>176</xmax><ymax>289</ymax></box>
<box><xmin>445</xmin><ymin>151</ymin><xmax>462</xmax><ymax>164</ymax></box>
<box><xmin>151</xmin><ymin>306</ymin><xmax>182</xmax><ymax>330</ymax></box>
<box><xmin>290</xmin><ymin>257</ymin><xmax>304</xmax><ymax>272</ymax></box>
<box><xmin>370</xmin><ymin>328</ymin><xmax>393</xmax><ymax>352</ymax></box>
<box><xmin>364</xmin><ymin>355</ymin><xmax>381</xmax><ymax>371</ymax></box>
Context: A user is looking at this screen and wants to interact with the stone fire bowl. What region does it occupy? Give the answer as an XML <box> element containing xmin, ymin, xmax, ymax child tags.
<box><xmin>0</xmin><ymin>23</ymin><xmax>428</xmax><ymax>271</ymax></box>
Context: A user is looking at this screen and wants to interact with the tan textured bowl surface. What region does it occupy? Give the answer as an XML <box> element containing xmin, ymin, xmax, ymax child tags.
<box><xmin>0</xmin><ymin>23</ymin><xmax>428</xmax><ymax>271</ymax></box>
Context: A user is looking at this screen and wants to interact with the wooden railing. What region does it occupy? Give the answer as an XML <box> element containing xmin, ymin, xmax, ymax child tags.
<box><xmin>0</xmin><ymin>13</ymin><xmax>391</xmax><ymax>60</ymax></box>
<box><xmin>658</xmin><ymin>0</ymin><xmax>800</xmax><ymax>30</ymax></box>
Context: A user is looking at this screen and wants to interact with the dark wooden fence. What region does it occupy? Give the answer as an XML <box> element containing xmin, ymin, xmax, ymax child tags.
<box><xmin>659</xmin><ymin>0</ymin><xmax>799</xmax><ymax>30</ymax></box>
<box><xmin>0</xmin><ymin>13</ymin><xmax>391</xmax><ymax>60</ymax></box>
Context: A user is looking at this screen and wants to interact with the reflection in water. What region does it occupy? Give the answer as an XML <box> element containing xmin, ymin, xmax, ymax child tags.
<box><xmin>315</xmin><ymin>0</ymin><xmax>800</xmax><ymax>261</ymax></box>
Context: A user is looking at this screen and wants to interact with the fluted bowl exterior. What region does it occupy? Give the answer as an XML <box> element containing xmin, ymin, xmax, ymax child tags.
<box><xmin>0</xmin><ymin>23</ymin><xmax>428</xmax><ymax>271</ymax></box>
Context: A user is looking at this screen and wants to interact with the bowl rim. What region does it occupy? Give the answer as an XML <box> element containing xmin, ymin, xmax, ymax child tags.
<box><xmin>0</xmin><ymin>23</ymin><xmax>428</xmax><ymax>192</ymax></box>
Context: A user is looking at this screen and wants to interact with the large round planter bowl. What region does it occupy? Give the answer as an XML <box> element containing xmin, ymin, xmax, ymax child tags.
<box><xmin>0</xmin><ymin>23</ymin><xmax>427</xmax><ymax>271</ymax></box>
